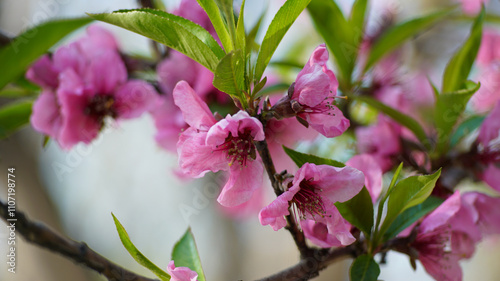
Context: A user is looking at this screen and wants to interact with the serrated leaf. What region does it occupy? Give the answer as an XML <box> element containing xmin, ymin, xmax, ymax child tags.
<box><xmin>364</xmin><ymin>9</ymin><xmax>450</xmax><ymax>72</ymax></box>
<box><xmin>254</xmin><ymin>0</ymin><xmax>312</xmax><ymax>81</ymax></box>
<box><xmin>171</xmin><ymin>228</ymin><xmax>206</xmax><ymax>281</ymax></box>
<box><xmin>89</xmin><ymin>9</ymin><xmax>224</xmax><ymax>71</ymax></box>
<box><xmin>383</xmin><ymin>196</ymin><xmax>443</xmax><ymax>240</ymax></box>
<box><xmin>308</xmin><ymin>0</ymin><xmax>353</xmax><ymax>90</ymax></box>
<box><xmin>379</xmin><ymin>169</ymin><xmax>441</xmax><ymax>238</ymax></box>
<box><xmin>283</xmin><ymin>145</ymin><xmax>345</xmax><ymax>168</ymax></box>
<box><xmin>350</xmin><ymin>254</ymin><xmax>380</xmax><ymax>281</ymax></box>
<box><xmin>0</xmin><ymin>17</ymin><xmax>92</xmax><ymax>90</ymax></box>
<box><xmin>442</xmin><ymin>7</ymin><xmax>484</xmax><ymax>93</ymax></box>
<box><xmin>213</xmin><ymin>49</ymin><xmax>245</xmax><ymax>98</ymax></box>
<box><xmin>450</xmin><ymin>115</ymin><xmax>486</xmax><ymax>147</ymax></box>
<box><xmin>196</xmin><ymin>0</ymin><xmax>233</xmax><ymax>52</ymax></box>
<box><xmin>335</xmin><ymin>187</ymin><xmax>374</xmax><ymax>236</ymax></box>
<box><xmin>111</xmin><ymin>214</ymin><xmax>170</xmax><ymax>281</ymax></box>
<box><xmin>434</xmin><ymin>81</ymin><xmax>480</xmax><ymax>154</ymax></box>
<box><xmin>354</xmin><ymin>95</ymin><xmax>430</xmax><ymax>149</ymax></box>
<box><xmin>0</xmin><ymin>99</ymin><xmax>33</xmax><ymax>139</ymax></box>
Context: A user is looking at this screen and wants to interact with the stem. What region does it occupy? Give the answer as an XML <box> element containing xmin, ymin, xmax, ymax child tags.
<box><xmin>0</xmin><ymin>31</ymin><xmax>12</xmax><ymax>47</ymax></box>
<box><xmin>0</xmin><ymin>199</ymin><xmax>159</xmax><ymax>281</ymax></box>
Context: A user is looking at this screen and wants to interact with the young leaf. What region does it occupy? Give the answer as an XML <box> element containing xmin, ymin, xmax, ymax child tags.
<box><xmin>434</xmin><ymin>81</ymin><xmax>480</xmax><ymax>154</ymax></box>
<box><xmin>374</xmin><ymin>163</ymin><xmax>403</xmax><ymax>232</ymax></box>
<box><xmin>213</xmin><ymin>50</ymin><xmax>245</xmax><ymax>98</ymax></box>
<box><xmin>349</xmin><ymin>0</ymin><xmax>368</xmax><ymax>56</ymax></box>
<box><xmin>171</xmin><ymin>228</ymin><xmax>206</xmax><ymax>281</ymax></box>
<box><xmin>383</xmin><ymin>196</ymin><xmax>443</xmax><ymax>240</ymax></box>
<box><xmin>442</xmin><ymin>7</ymin><xmax>484</xmax><ymax>93</ymax></box>
<box><xmin>450</xmin><ymin>115</ymin><xmax>486</xmax><ymax>147</ymax></box>
<box><xmin>111</xmin><ymin>214</ymin><xmax>171</xmax><ymax>281</ymax></box>
<box><xmin>89</xmin><ymin>9</ymin><xmax>225</xmax><ymax>71</ymax></box>
<box><xmin>235</xmin><ymin>0</ymin><xmax>246</xmax><ymax>54</ymax></box>
<box><xmin>335</xmin><ymin>187</ymin><xmax>374</xmax><ymax>236</ymax></box>
<box><xmin>283</xmin><ymin>146</ymin><xmax>345</xmax><ymax>168</ymax></box>
<box><xmin>0</xmin><ymin>17</ymin><xmax>92</xmax><ymax>90</ymax></box>
<box><xmin>364</xmin><ymin>9</ymin><xmax>450</xmax><ymax>72</ymax></box>
<box><xmin>379</xmin><ymin>169</ymin><xmax>441</xmax><ymax>238</ymax></box>
<box><xmin>254</xmin><ymin>0</ymin><xmax>312</xmax><ymax>82</ymax></box>
<box><xmin>353</xmin><ymin>95</ymin><xmax>430</xmax><ymax>149</ymax></box>
<box><xmin>215</xmin><ymin>0</ymin><xmax>237</xmax><ymax>47</ymax></box>
<box><xmin>350</xmin><ymin>254</ymin><xmax>380</xmax><ymax>281</ymax></box>
<box><xmin>196</xmin><ymin>0</ymin><xmax>233</xmax><ymax>52</ymax></box>
<box><xmin>0</xmin><ymin>99</ymin><xmax>33</xmax><ymax>139</ymax></box>
<box><xmin>307</xmin><ymin>0</ymin><xmax>353</xmax><ymax>89</ymax></box>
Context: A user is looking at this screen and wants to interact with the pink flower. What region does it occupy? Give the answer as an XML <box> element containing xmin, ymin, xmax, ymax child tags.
<box><xmin>482</xmin><ymin>164</ymin><xmax>500</xmax><ymax>192</ymax></box>
<box><xmin>470</xmin><ymin>64</ymin><xmax>500</xmax><ymax>112</ymax></box>
<box><xmin>271</xmin><ymin>45</ymin><xmax>349</xmax><ymax>138</ymax></box>
<box><xmin>174</xmin><ymin>81</ymin><xmax>265</xmax><ymax>207</ymax></box>
<box><xmin>462</xmin><ymin>192</ymin><xmax>500</xmax><ymax>236</ymax></box>
<box><xmin>346</xmin><ymin>154</ymin><xmax>383</xmax><ymax>202</ymax></box>
<box><xmin>477</xmin><ymin>29</ymin><xmax>500</xmax><ymax>67</ymax></box>
<box><xmin>460</xmin><ymin>0</ymin><xmax>488</xmax><ymax>15</ymax></box>
<box><xmin>259</xmin><ymin>163</ymin><xmax>364</xmax><ymax>242</ymax></box>
<box><xmin>166</xmin><ymin>261</ymin><xmax>198</xmax><ymax>281</ymax></box>
<box><xmin>478</xmin><ymin>100</ymin><xmax>500</xmax><ymax>148</ymax></box>
<box><xmin>300</xmin><ymin>209</ymin><xmax>355</xmax><ymax>248</ymax></box>
<box><xmin>28</xmin><ymin>25</ymin><xmax>158</xmax><ymax>149</ymax></box>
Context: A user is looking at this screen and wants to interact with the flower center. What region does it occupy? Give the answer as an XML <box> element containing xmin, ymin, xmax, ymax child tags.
<box><xmin>215</xmin><ymin>129</ymin><xmax>256</xmax><ymax>167</ymax></box>
<box><xmin>84</xmin><ymin>94</ymin><xmax>118</xmax><ymax>126</ymax></box>
<box><xmin>291</xmin><ymin>179</ymin><xmax>327</xmax><ymax>220</ymax></box>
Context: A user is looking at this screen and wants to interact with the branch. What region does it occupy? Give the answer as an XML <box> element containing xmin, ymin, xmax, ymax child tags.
<box><xmin>0</xmin><ymin>199</ymin><xmax>159</xmax><ymax>281</ymax></box>
<box><xmin>0</xmin><ymin>30</ymin><xmax>12</xmax><ymax>47</ymax></box>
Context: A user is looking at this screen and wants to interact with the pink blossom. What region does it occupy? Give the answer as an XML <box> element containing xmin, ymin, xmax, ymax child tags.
<box><xmin>346</xmin><ymin>154</ymin><xmax>383</xmax><ymax>202</ymax></box>
<box><xmin>272</xmin><ymin>45</ymin><xmax>349</xmax><ymax>138</ymax></box>
<box><xmin>470</xmin><ymin>64</ymin><xmax>500</xmax><ymax>112</ymax></box>
<box><xmin>482</xmin><ymin>164</ymin><xmax>500</xmax><ymax>192</ymax></box>
<box><xmin>477</xmin><ymin>29</ymin><xmax>500</xmax><ymax>67</ymax></box>
<box><xmin>478</xmin><ymin>100</ymin><xmax>500</xmax><ymax>148</ymax></box>
<box><xmin>28</xmin><ymin>25</ymin><xmax>158</xmax><ymax>149</ymax></box>
<box><xmin>300</xmin><ymin>208</ymin><xmax>355</xmax><ymax>248</ymax></box>
<box><xmin>166</xmin><ymin>261</ymin><xmax>198</xmax><ymax>281</ymax></box>
<box><xmin>462</xmin><ymin>192</ymin><xmax>500</xmax><ymax>236</ymax></box>
<box><xmin>259</xmin><ymin>163</ymin><xmax>364</xmax><ymax>243</ymax></box>
<box><xmin>174</xmin><ymin>81</ymin><xmax>265</xmax><ymax>207</ymax></box>
<box><xmin>460</xmin><ymin>0</ymin><xmax>488</xmax><ymax>15</ymax></box>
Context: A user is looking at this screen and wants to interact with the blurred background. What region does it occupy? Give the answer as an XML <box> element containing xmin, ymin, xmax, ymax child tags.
<box><xmin>0</xmin><ymin>0</ymin><xmax>499</xmax><ymax>280</ymax></box>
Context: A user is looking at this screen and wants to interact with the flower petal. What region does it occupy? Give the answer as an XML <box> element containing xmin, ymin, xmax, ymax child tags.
<box><xmin>217</xmin><ymin>159</ymin><xmax>263</xmax><ymax>207</ymax></box>
<box><xmin>166</xmin><ymin>260</ymin><xmax>198</xmax><ymax>281</ymax></box>
<box><xmin>30</xmin><ymin>90</ymin><xmax>62</xmax><ymax>138</ymax></box>
<box><xmin>26</xmin><ymin>55</ymin><xmax>59</xmax><ymax>89</ymax></box>
<box><xmin>346</xmin><ymin>154</ymin><xmax>383</xmax><ymax>202</ymax></box>
<box><xmin>113</xmin><ymin>80</ymin><xmax>159</xmax><ymax>119</ymax></box>
<box><xmin>301</xmin><ymin>104</ymin><xmax>350</xmax><ymax>138</ymax></box>
<box><xmin>259</xmin><ymin>191</ymin><xmax>294</xmax><ymax>231</ymax></box>
<box><xmin>173</xmin><ymin>81</ymin><xmax>216</xmax><ymax>130</ymax></box>
<box><xmin>86</xmin><ymin>50</ymin><xmax>127</xmax><ymax>94</ymax></box>
<box><xmin>312</xmin><ymin>164</ymin><xmax>365</xmax><ymax>203</ymax></box>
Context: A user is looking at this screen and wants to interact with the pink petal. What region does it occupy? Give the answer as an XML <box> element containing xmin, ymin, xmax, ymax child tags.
<box><xmin>346</xmin><ymin>154</ymin><xmax>383</xmax><ymax>202</ymax></box>
<box><xmin>311</xmin><ymin>164</ymin><xmax>365</xmax><ymax>203</ymax></box>
<box><xmin>461</xmin><ymin>0</ymin><xmax>488</xmax><ymax>15</ymax></box>
<box><xmin>177</xmin><ymin>129</ymin><xmax>228</xmax><ymax>178</ymax></box>
<box><xmin>52</xmin><ymin>43</ymin><xmax>86</xmax><ymax>75</ymax></box>
<box><xmin>300</xmin><ymin>104</ymin><xmax>350</xmax><ymax>138</ymax></box>
<box><xmin>470</xmin><ymin>65</ymin><xmax>500</xmax><ymax>112</ymax></box>
<box><xmin>26</xmin><ymin>55</ymin><xmax>59</xmax><ymax>89</ymax></box>
<box><xmin>482</xmin><ymin>164</ymin><xmax>500</xmax><ymax>192</ymax></box>
<box><xmin>30</xmin><ymin>90</ymin><xmax>62</xmax><ymax>138</ymax></box>
<box><xmin>259</xmin><ymin>191</ymin><xmax>294</xmax><ymax>231</ymax></box>
<box><xmin>477</xmin><ymin>29</ymin><xmax>500</xmax><ymax>66</ymax></box>
<box><xmin>464</xmin><ymin>192</ymin><xmax>500</xmax><ymax>235</ymax></box>
<box><xmin>151</xmin><ymin>96</ymin><xmax>186</xmax><ymax>151</ymax></box>
<box><xmin>166</xmin><ymin>260</ymin><xmax>198</xmax><ymax>281</ymax></box>
<box><xmin>419</xmin><ymin>252</ymin><xmax>462</xmax><ymax>281</ymax></box>
<box><xmin>206</xmin><ymin>111</ymin><xmax>265</xmax><ymax>147</ymax></box>
<box><xmin>157</xmin><ymin>51</ymin><xmax>200</xmax><ymax>96</ymax></box>
<box><xmin>113</xmin><ymin>80</ymin><xmax>159</xmax><ymax>119</ymax></box>
<box><xmin>478</xmin><ymin>100</ymin><xmax>500</xmax><ymax>147</ymax></box>
<box><xmin>217</xmin><ymin>159</ymin><xmax>263</xmax><ymax>207</ymax></box>
<box><xmin>78</xmin><ymin>25</ymin><xmax>119</xmax><ymax>58</ymax></box>
<box><xmin>302</xmin><ymin>206</ymin><xmax>355</xmax><ymax>248</ymax></box>
<box><xmin>173</xmin><ymin>81</ymin><xmax>216</xmax><ymax>130</ymax></box>
<box><xmin>86</xmin><ymin>50</ymin><xmax>127</xmax><ymax>94</ymax></box>
<box><xmin>420</xmin><ymin>191</ymin><xmax>462</xmax><ymax>234</ymax></box>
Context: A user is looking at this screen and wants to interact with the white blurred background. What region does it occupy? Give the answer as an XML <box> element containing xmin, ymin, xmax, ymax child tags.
<box><xmin>0</xmin><ymin>0</ymin><xmax>499</xmax><ymax>280</ymax></box>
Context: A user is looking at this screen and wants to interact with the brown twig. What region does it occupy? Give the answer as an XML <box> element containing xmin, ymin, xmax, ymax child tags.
<box><xmin>0</xmin><ymin>31</ymin><xmax>12</xmax><ymax>47</ymax></box>
<box><xmin>0</xmin><ymin>199</ymin><xmax>159</xmax><ymax>281</ymax></box>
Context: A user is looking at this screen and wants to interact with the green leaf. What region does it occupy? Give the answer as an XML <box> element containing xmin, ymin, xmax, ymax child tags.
<box><xmin>0</xmin><ymin>87</ymin><xmax>36</xmax><ymax>98</ymax></box>
<box><xmin>349</xmin><ymin>0</ymin><xmax>368</xmax><ymax>55</ymax></box>
<box><xmin>379</xmin><ymin>169</ymin><xmax>441</xmax><ymax>239</ymax></box>
<box><xmin>308</xmin><ymin>0</ymin><xmax>353</xmax><ymax>90</ymax></box>
<box><xmin>350</xmin><ymin>254</ymin><xmax>380</xmax><ymax>281</ymax></box>
<box><xmin>375</xmin><ymin>163</ymin><xmax>403</xmax><ymax>232</ymax></box>
<box><xmin>434</xmin><ymin>81</ymin><xmax>480</xmax><ymax>154</ymax></box>
<box><xmin>171</xmin><ymin>228</ymin><xmax>206</xmax><ymax>281</ymax></box>
<box><xmin>283</xmin><ymin>146</ymin><xmax>345</xmax><ymax>168</ymax></box>
<box><xmin>196</xmin><ymin>0</ymin><xmax>233</xmax><ymax>52</ymax></box>
<box><xmin>89</xmin><ymin>9</ymin><xmax>225</xmax><ymax>71</ymax></box>
<box><xmin>255</xmin><ymin>81</ymin><xmax>288</xmax><ymax>97</ymax></box>
<box><xmin>364</xmin><ymin>9</ymin><xmax>450</xmax><ymax>72</ymax></box>
<box><xmin>235</xmin><ymin>0</ymin><xmax>246</xmax><ymax>53</ymax></box>
<box><xmin>383</xmin><ymin>196</ymin><xmax>443</xmax><ymax>240</ymax></box>
<box><xmin>0</xmin><ymin>17</ymin><xmax>92</xmax><ymax>90</ymax></box>
<box><xmin>254</xmin><ymin>0</ymin><xmax>312</xmax><ymax>81</ymax></box>
<box><xmin>354</xmin><ymin>95</ymin><xmax>429</xmax><ymax>149</ymax></box>
<box><xmin>111</xmin><ymin>214</ymin><xmax>170</xmax><ymax>281</ymax></box>
<box><xmin>450</xmin><ymin>115</ymin><xmax>486</xmax><ymax>147</ymax></box>
<box><xmin>0</xmin><ymin>99</ymin><xmax>33</xmax><ymax>139</ymax></box>
<box><xmin>215</xmin><ymin>0</ymin><xmax>237</xmax><ymax>48</ymax></box>
<box><xmin>442</xmin><ymin>7</ymin><xmax>484</xmax><ymax>93</ymax></box>
<box><xmin>335</xmin><ymin>187</ymin><xmax>374</xmax><ymax>236</ymax></box>
<box><xmin>213</xmin><ymin>49</ymin><xmax>245</xmax><ymax>98</ymax></box>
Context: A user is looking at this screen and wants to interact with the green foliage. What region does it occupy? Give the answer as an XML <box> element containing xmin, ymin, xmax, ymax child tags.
<box><xmin>111</xmin><ymin>214</ymin><xmax>171</xmax><ymax>281</ymax></box>
<box><xmin>171</xmin><ymin>228</ymin><xmax>206</xmax><ymax>281</ymax></box>
<box><xmin>0</xmin><ymin>99</ymin><xmax>33</xmax><ymax>139</ymax></box>
<box><xmin>196</xmin><ymin>0</ymin><xmax>233</xmax><ymax>52</ymax></box>
<box><xmin>213</xmin><ymin>50</ymin><xmax>246</xmax><ymax>101</ymax></box>
<box><xmin>254</xmin><ymin>0</ymin><xmax>312</xmax><ymax>82</ymax></box>
<box><xmin>383</xmin><ymin>196</ymin><xmax>443</xmax><ymax>240</ymax></box>
<box><xmin>0</xmin><ymin>17</ymin><xmax>92</xmax><ymax>90</ymax></box>
<box><xmin>378</xmin><ymin>169</ymin><xmax>441</xmax><ymax>241</ymax></box>
<box><xmin>283</xmin><ymin>146</ymin><xmax>345</xmax><ymax>168</ymax></box>
<box><xmin>374</xmin><ymin>163</ymin><xmax>403</xmax><ymax>232</ymax></box>
<box><xmin>353</xmin><ymin>95</ymin><xmax>430</xmax><ymax>149</ymax></box>
<box><xmin>89</xmin><ymin>9</ymin><xmax>225</xmax><ymax>71</ymax></box>
<box><xmin>335</xmin><ymin>187</ymin><xmax>374</xmax><ymax>236</ymax></box>
<box><xmin>442</xmin><ymin>7</ymin><xmax>484</xmax><ymax>93</ymax></box>
<box><xmin>434</xmin><ymin>81</ymin><xmax>481</xmax><ymax>154</ymax></box>
<box><xmin>450</xmin><ymin>115</ymin><xmax>486</xmax><ymax>147</ymax></box>
<box><xmin>350</xmin><ymin>254</ymin><xmax>380</xmax><ymax>281</ymax></box>
<box><xmin>364</xmin><ymin>9</ymin><xmax>451</xmax><ymax>72</ymax></box>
